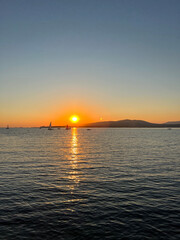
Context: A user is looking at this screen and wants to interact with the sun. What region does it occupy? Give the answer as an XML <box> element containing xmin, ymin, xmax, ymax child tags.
<box><xmin>70</xmin><ymin>115</ymin><xmax>79</xmax><ymax>123</ymax></box>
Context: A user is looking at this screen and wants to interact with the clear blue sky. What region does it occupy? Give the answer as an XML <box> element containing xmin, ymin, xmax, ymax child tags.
<box><xmin>0</xmin><ymin>0</ymin><xmax>180</xmax><ymax>126</ymax></box>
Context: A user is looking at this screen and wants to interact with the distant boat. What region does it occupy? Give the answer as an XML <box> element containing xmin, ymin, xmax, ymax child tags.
<box><xmin>48</xmin><ymin>122</ymin><xmax>53</xmax><ymax>130</ymax></box>
<box><xmin>6</xmin><ymin>125</ymin><xmax>9</xmax><ymax>129</ymax></box>
<box><xmin>87</xmin><ymin>129</ymin><xmax>91</xmax><ymax>130</ymax></box>
<box><xmin>65</xmin><ymin>125</ymin><xmax>71</xmax><ymax>130</ymax></box>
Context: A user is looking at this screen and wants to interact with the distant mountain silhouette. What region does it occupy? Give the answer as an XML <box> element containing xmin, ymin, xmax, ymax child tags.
<box><xmin>39</xmin><ymin>120</ymin><xmax>180</xmax><ymax>128</ymax></box>
<box><xmin>165</xmin><ymin>121</ymin><xmax>180</xmax><ymax>124</ymax></box>
<box><xmin>84</xmin><ymin>119</ymin><xmax>180</xmax><ymax>128</ymax></box>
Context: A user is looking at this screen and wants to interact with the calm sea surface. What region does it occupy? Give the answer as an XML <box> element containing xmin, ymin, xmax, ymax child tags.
<box><xmin>0</xmin><ymin>128</ymin><xmax>179</xmax><ymax>240</ymax></box>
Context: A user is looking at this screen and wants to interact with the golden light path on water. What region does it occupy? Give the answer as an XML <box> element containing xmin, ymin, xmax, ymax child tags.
<box><xmin>68</xmin><ymin>127</ymin><xmax>80</xmax><ymax>190</ymax></box>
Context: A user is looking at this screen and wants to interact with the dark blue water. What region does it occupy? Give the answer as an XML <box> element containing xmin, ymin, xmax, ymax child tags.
<box><xmin>0</xmin><ymin>128</ymin><xmax>180</xmax><ymax>239</ymax></box>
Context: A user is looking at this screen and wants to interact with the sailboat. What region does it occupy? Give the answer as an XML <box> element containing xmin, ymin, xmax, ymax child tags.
<box><xmin>6</xmin><ymin>125</ymin><xmax>9</xmax><ymax>129</ymax></box>
<box><xmin>65</xmin><ymin>124</ymin><xmax>71</xmax><ymax>130</ymax></box>
<box><xmin>48</xmin><ymin>122</ymin><xmax>53</xmax><ymax>130</ymax></box>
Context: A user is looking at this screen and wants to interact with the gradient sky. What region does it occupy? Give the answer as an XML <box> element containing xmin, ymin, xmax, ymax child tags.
<box><xmin>1</xmin><ymin>0</ymin><xmax>180</xmax><ymax>126</ymax></box>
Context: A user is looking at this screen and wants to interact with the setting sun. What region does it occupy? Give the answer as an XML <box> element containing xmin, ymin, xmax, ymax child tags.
<box><xmin>70</xmin><ymin>115</ymin><xmax>79</xmax><ymax>123</ymax></box>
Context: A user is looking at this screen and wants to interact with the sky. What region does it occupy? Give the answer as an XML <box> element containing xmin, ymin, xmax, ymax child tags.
<box><xmin>0</xmin><ymin>0</ymin><xmax>180</xmax><ymax>127</ymax></box>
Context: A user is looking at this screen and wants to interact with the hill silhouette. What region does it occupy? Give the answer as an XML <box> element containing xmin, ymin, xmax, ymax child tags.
<box><xmin>84</xmin><ymin>119</ymin><xmax>180</xmax><ymax>128</ymax></box>
<box><xmin>166</xmin><ymin>121</ymin><xmax>180</xmax><ymax>124</ymax></box>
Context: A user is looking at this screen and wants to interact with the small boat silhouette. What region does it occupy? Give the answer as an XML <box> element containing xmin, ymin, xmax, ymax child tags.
<box><xmin>48</xmin><ymin>122</ymin><xmax>53</xmax><ymax>130</ymax></box>
<box><xmin>6</xmin><ymin>125</ymin><xmax>9</xmax><ymax>129</ymax></box>
<box><xmin>65</xmin><ymin>125</ymin><xmax>71</xmax><ymax>130</ymax></box>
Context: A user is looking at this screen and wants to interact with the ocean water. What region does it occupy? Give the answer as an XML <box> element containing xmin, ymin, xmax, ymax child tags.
<box><xmin>0</xmin><ymin>128</ymin><xmax>179</xmax><ymax>240</ymax></box>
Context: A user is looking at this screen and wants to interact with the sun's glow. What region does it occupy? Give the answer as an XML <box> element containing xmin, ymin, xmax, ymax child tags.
<box><xmin>70</xmin><ymin>115</ymin><xmax>79</xmax><ymax>123</ymax></box>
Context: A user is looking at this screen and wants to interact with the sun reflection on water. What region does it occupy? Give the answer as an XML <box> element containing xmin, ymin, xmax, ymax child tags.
<box><xmin>68</xmin><ymin>127</ymin><xmax>80</xmax><ymax>190</ymax></box>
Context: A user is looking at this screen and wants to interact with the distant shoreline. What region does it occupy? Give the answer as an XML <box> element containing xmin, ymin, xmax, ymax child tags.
<box><xmin>39</xmin><ymin>119</ymin><xmax>180</xmax><ymax>129</ymax></box>
<box><xmin>1</xmin><ymin>126</ymin><xmax>180</xmax><ymax>129</ymax></box>
<box><xmin>2</xmin><ymin>120</ymin><xmax>180</xmax><ymax>129</ymax></box>
<box><xmin>39</xmin><ymin>126</ymin><xmax>180</xmax><ymax>129</ymax></box>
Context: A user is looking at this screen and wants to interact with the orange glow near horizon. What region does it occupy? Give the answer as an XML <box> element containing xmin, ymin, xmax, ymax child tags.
<box><xmin>53</xmin><ymin>102</ymin><xmax>99</xmax><ymax>126</ymax></box>
<box><xmin>1</xmin><ymin>100</ymin><xmax>180</xmax><ymax>127</ymax></box>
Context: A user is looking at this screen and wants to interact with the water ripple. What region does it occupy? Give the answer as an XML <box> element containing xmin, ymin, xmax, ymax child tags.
<box><xmin>0</xmin><ymin>128</ymin><xmax>180</xmax><ymax>239</ymax></box>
